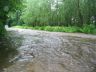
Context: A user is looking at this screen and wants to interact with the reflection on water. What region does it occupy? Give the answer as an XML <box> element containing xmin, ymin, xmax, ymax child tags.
<box><xmin>0</xmin><ymin>34</ymin><xmax>18</xmax><ymax>71</ymax></box>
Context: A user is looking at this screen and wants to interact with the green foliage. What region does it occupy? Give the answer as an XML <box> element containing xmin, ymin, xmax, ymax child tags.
<box><xmin>7</xmin><ymin>0</ymin><xmax>96</xmax><ymax>34</ymax></box>
<box><xmin>0</xmin><ymin>21</ymin><xmax>5</xmax><ymax>34</ymax></box>
<box><xmin>80</xmin><ymin>24</ymin><xmax>96</xmax><ymax>34</ymax></box>
<box><xmin>0</xmin><ymin>0</ymin><xmax>23</xmax><ymax>34</ymax></box>
<box><xmin>13</xmin><ymin>25</ymin><xmax>96</xmax><ymax>34</ymax></box>
<box><xmin>20</xmin><ymin>0</ymin><xmax>96</xmax><ymax>27</ymax></box>
<box><xmin>13</xmin><ymin>26</ymin><xmax>79</xmax><ymax>33</ymax></box>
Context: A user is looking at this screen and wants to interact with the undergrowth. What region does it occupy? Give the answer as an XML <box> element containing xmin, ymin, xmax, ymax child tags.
<box><xmin>13</xmin><ymin>24</ymin><xmax>96</xmax><ymax>34</ymax></box>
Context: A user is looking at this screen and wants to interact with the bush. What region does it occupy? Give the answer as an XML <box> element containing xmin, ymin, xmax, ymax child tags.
<box><xmin>80</xmin><ymin>24</ymin><xmax>96</xmax><ymax>34</ymax></box>
<box><xmin>13</xmin><ymin>25</ymin><xmax>96</xmax><ymax>34</ymax></box>
<box><xmin>63</xmin><ymin>26</ymin><xmax>80</xmax><ymax>32</ymax></box>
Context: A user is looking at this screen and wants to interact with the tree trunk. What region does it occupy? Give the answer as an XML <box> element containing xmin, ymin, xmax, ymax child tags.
<box><xmin>77</xmin><ymin>0</ymin><xmax>83</xmax><ymax>27</ymax></box>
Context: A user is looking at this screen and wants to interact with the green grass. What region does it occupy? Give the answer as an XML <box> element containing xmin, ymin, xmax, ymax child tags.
<box><xmin>13</xmin><ymin>25</ymin><xmax>96</xmax><ymax>34</ymax></box>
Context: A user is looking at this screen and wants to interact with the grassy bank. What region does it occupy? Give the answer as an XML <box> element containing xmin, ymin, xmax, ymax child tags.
<box><xmin>13</xmin><ymin>25</ymin><xmax>96</xmax><ymax>34</ymax></box>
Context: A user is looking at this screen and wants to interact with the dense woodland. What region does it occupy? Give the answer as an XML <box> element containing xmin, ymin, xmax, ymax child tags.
<box><xmin>0</xmin><ymin>0</ymin><xmax>96</xmax><ymax>34</ymax></box>
<box><xmin>22</xmin><ymin>0</ymin><xmax>96</xmax><ymax>26</ymax></box>
<box><xmin>0</xmin><ymin>0</ymin><xmax>22</xmax><ymax>34</ymax></box>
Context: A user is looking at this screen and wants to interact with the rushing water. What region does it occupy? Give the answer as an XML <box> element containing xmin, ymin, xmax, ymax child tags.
<box><xmin>0</xmin><ymin>33</ymin><xmax>18</xmax><ymax>71</ymax></box>
<box><xmin>1</xmin><ymin>28</ymin><xmax>96</xmax><ymax>72</ymax></box>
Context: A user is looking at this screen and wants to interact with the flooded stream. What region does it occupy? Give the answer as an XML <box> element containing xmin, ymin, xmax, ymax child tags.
<box><xmin>1</xmin><ymin>28</ymin><xmax>96</xmax><ymax>72</ymax></box>
<box><xmin>0</xmin><ymin>33</ymin><xmax>18</xmax><ymax>71</ymax></box>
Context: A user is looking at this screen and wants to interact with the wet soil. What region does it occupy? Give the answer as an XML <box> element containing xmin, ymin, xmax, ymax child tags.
<box><xmin>3</xmin><ymin>28</ymin><xmax>96</xmax><ymax>72</ymax></box>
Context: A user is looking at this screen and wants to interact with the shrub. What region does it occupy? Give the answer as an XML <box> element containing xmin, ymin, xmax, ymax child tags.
<box><xmin>80</xmin><ymin>24</ymin><xmax>96</xmax><ymax>34</ymax></box>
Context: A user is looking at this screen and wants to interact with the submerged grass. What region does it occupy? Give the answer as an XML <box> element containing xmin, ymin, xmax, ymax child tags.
<box><xmin>13</xmin><ymin>25</ymin><xmax>96</xmax><ymax>34</ymax></box>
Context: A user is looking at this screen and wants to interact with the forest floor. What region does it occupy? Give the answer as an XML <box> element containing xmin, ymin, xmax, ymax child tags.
<box><xmin>4</xmin><ymin>27</ymin><xmax>96</xmax><ymax>72</ymax></box>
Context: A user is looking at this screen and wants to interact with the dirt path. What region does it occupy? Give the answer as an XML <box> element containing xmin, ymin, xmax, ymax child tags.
<box><xmin>4</xmin><ymin>28</ymin><xmax>96</xmax><ymax>72</ymax></box>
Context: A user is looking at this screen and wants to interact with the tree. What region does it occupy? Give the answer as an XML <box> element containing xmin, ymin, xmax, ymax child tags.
<box><xmin>0</xmin><ymin>0</ymin><xmax>23</xmax><ymax>34</ymax></box>
<box><xmin>21</xmin><ymin>0</ymin><xmax>96</xmax><ymax>27</ymax></box>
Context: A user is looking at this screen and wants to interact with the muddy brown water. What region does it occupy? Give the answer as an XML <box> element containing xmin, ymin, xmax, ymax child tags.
<box><xmin>1</xmin><ymin>28</ymin><xmax>96</xmax><ymax>72</ymax></box>
<box><xmin>0</xmin><ymin>33</ymin><xmax>18</xmax><ymax>71</ymax></box>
